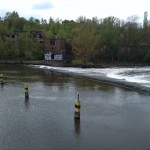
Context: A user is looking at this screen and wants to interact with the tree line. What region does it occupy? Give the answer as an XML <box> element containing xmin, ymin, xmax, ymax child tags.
<box><xmin>0</xmin><ymin>11</ymin><xmax>150</xmax><ymax>64</ymax></box>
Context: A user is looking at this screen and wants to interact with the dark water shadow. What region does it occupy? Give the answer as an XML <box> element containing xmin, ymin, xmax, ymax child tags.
<box><xmin>74</xmin><ymin>118</ymin><xmax>81</xmax><ymax>135</ymax></box>
<box><xmin>24</xmin><ymin>98</ymin><xmax>30</xmax><ymax>110</ymax></box>
<box><xmin>0</xmin><ymin>84</ymin><xmax>4</xmax><ymax>90</ymax></box>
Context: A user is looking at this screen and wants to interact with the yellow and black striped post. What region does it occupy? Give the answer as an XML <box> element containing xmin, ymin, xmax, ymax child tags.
<box><xmin>74</xmin><ymin>92</ymin><xmax>81</xmax><ymax>119</ymax></box>
<box><xmin>0</xmin><ymin>74</ymin><xmax>4</xmax><ymax>86</ymax></box>
<box><xmin>24</xmin><ymin>84</ymin><xmax>29</xmax><ymax>99</ymax></box>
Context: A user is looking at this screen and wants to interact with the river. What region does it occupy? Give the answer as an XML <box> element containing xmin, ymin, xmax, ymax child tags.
<box><xmin>33</xmin><ymin>65</ymin><xmax>150</xmax><ymax>94</ymax></box>
<box><xmin>0</xmin><ymin>64</ymin><xmax>150</xmax><ymax>150</ymax></box>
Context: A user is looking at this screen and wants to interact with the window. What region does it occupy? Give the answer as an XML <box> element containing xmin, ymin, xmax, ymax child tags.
<box><xmin>11</xmin><ymin>34</ymin><xmax>16</xmax><ymax>38</ymax></box>
<box><xmin>51</xmin><ymin>54</ymin><xmax>54</xmax><ymax>59</ymax></box>
<box><xmin>50</xmin><ymin>40</ymin><xmax>55</xmax><ymax>45</ymax></box>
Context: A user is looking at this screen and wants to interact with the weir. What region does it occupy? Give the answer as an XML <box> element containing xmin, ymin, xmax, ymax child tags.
<box><xmin>32</xmin><ymin>65</ymin><xmax>150</xmax><ymax>94</ymax></box>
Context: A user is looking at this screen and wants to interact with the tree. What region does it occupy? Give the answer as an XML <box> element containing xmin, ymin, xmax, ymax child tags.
<box><xmin>142</xmin><ymin>12</ymin><xmax>150</xmax><ymax>45</ymax></box>
<box><xmin>4</xmin><ymin>11</ymin><xmax>20</xmax><ymax>31</ymax></box>
<box><xmin>99</xmin><ymin>17</ymin><xmax>122</xmax><ymax>61</ymax></box>
<box><xmin>72</xmin><ymin>18</ymin><xmax>97</xmax><ymax>65</ymax></box>
<box><xmin>0</xmin><ymin>37</ymin><xmax>4</xmax><ymax>59</ymax></box>
<box><xmin>0</xmin><ymin>10</ymin><xmax>149</xmax><ymax>63</ymax></box>
<box><xmin>15</xmin><ymin>35</ymin><xmax>43</xmax><ymax>60</ymax></box>
<box><xmin>123</xmin><ymin>15</ymin><xmax>141</xmax><ymax>45</ymax></box>
<box><xmin>143</xmin><ymin>11</ymin><xmax>148</xmax><ymax>29</ymax></box>
<box><xmin>3</xmin><ymin>38</ymin><xmax>15</xmax><ymax>59</ymax></box>
<box><xmin>0</xmin><ymin>20</ymin><xmax>7</xmax><ymax>34</ymax></box>
<box><xmin>58</xmin><ymin>20</ymin><xmax>76</xmax><ymax>39</ymax></box>
<box><xmin>120</xmin><ymin>15</ymin><xmax>143</xmax><ymax>61</ymax></box>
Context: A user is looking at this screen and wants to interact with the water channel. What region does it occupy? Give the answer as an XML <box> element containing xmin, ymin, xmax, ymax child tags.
<box><xmin>0</xmin><ymin>64</ymin><xmax>150</xmax><ymax>150</ymax></box>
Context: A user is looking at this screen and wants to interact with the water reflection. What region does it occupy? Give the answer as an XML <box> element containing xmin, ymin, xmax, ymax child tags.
<box><xmin>0</xmin><ymin>80</ymin><xmax>5</xmax><ymax>90</ymax></box>
<box><xmin>24</xmin><ymin>98</ymin><xmax>30</xmax><ymax>110</ymax></box>
<box><xmin>41</xmin><ymin>71</ymin><xmax>70</xmax><ymax>86</ymax></box>
<box><xmin>1</xmin><ymin>64</ymin><xmax>115</xmax><ymax>93</ymax></box>
<box><xmin>0</xmin><ymin>85</ymin><xmax>4</xmax><ymax>90</ymax></box>
<box><xmin>41</xmin><ymin>71</ymin><xmax>115</xmax><ymax>92</ymax></box>
<box><xmin>74</xmin><ymin>118</ymin><xmax>81</xmax><ymax>135</ymax></box>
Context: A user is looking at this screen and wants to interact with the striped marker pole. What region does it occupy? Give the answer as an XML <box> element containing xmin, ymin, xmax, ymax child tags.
<box><xmin>24</xmin><ymin>84</ymin><xmax>29</xmax><ymax>99</ymax></box>
<box><xmin>74</xmin><ymin>92</ymin><xmax>81</xmax><ymax>119</ymax></box>
<box><xmin>0</xmin><ymin>74</ymin><xmax>4</xmax><ymax>86</ymax></box>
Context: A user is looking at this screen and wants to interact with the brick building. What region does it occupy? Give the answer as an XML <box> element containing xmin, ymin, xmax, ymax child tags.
<box><xmin>1</xmin><ymin>31</ymin><xmax>72</xmax><ymax>62</ymax></box>
<box><xmin>30</xmin><ymin>31</ymin><xmax>44</xmax><ymax>44</ymax></box>
<box><xmin>44</xmin><ymin>38</ymin><xmax>67</xmax><ymax>61</ymax></box>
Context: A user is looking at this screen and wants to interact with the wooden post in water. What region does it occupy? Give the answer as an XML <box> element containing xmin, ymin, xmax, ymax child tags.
<box><xmin>24</xmin><ymin>84</ymin><xmax>29</xmax><ymax>99</ymax></box>
<box><xmin>74</xmin><ymin>92</ymin><xmax>81</xmax><ymax>120</ymax></box>
<box><xmin>0</xmin><ymin>74</ymin><xmax>4</xmax><ymax>86</ymax></box>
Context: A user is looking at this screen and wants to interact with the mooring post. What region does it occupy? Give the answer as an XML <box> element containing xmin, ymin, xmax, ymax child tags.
<box><xmin>74</xmin><ymin>92</ymin><xmax>81</xmax><ymax>119</ymax></box>
<box><xmin>0</xmin><ymin>74</ymin><xmax>4</xmax><ymax>86</ymax></box>
<box><xmin>24</xmin><ymin>84</ymin><xmax>29</xmax><ymax>99</ymax></box>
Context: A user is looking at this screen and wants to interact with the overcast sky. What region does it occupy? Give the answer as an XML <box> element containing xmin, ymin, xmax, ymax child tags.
<box><xmin>0</xmin><ymin>0</ymin><xmax>149</xmax><ymax>23</ymax></box>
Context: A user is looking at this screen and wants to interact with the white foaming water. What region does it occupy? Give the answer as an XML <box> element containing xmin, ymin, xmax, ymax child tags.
<box><xmin>106</xmin><ymin>68</ymin><xmax>150</xmax><ymax>88</ymax></box>
<box><xmin>33</xmin><ymin>65</ymin><xmax>150</xmax><ymax>88</ymax></box>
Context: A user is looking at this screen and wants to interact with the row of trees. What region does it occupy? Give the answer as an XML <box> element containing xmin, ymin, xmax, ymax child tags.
<box><xmin>72</xmin><ymin>15</ymin><xmax>150</xmax><ymax>64</ymax></box>
<box><xmin>0</xmin><ymin>11</ymin><xmax>150</xmax><ymax>64</ymax></box>
<box><xmin>0</xmin><ymin>35</ymin><xmax>43</xmax><ymax>60</ymax></box>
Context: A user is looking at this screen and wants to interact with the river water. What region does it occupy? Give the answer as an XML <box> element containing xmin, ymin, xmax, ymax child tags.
<box><xmin>33</xmin><ymin>65</ymin><xmax>150</xmax><ymax>93</ymax></box>
<box><xmin>0</xmin><ymin>64</ymin><xmax>150</xmax><ymax>150</ymax></box>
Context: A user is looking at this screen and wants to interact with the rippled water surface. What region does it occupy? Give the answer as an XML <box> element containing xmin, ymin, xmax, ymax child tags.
<box><xmin>0</xmin><ymin>64</ymin><xmax>150</xmax><ymax>150</ymax></box>
<box><xmin>34</xmin><ymin>65</ymin><xmax>150</xmax><ymax>89</ymax></box>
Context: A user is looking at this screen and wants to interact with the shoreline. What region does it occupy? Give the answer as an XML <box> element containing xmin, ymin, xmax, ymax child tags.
<box><xmin>0</xmin><ymin>60</ymin><xmax>150</xmax><ymax>68</ymax></box>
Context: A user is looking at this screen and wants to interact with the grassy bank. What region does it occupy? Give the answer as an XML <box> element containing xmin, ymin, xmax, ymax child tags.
<box><xmin>0</xmin><ymin>60</ymin><xmax>150</xmax><ymax>68</ymax></box>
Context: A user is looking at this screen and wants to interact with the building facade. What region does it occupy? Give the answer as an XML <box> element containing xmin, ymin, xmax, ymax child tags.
<box><xmin>1</xmin><ymin>31</ymin><xmax>72</xmax><ymax>62</ymax></box>
<box><xmin>44</xmin><ymin>38</ymin><xmax>67</xmax><ymax>61</ymax></box>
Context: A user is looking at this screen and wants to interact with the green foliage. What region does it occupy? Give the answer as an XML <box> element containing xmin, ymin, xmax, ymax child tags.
<box><xmin>15</xmin><ymin>35</ymin><xmax>43</xmax><ymax>60</ymax></box>
<box><xmin>71</xmin><ymin>59</ymin><xmax>82</xmax><ymax>65</ymax></box>
<box><xmin>143</xmin><ymin>52</ymin><xmax>150</xmax><ymax>62</ymax></box>
<box><xmin>72</xmin><ymin>18</ymin><xmax>98</xmax><ymax>65</ymax></box>
<box><xmin>0</xmin><ymin>11</ymin><xmax>150</xmax><ymax>64</ymax></box>
<box><xmin>99</xmin><ymin>17</ymin><xmax>122</xmax><ymax>61</ymax></box>
<box><xmin>59</xmin><ymin>20</ymin><xmax>76</xmax><ymax>39</ymax></box>
<box><xmin>2</xmin><ymin>38</ymin><xmax>15</xmax><ymax>59</ymax></box>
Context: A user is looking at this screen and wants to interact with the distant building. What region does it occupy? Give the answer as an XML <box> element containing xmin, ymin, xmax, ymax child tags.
<box><xmin>30</xmin><ymin>31</ymin><xmax>44</xmax><ymax>44</ymax></box>
<box><xmin>2</xmin><ymin>30</ymin><xmax>44</xmax><ymax>41</ymax></box>
<box><xmin>1</xmin><ymin>31</ymin><xmax>72</xmax><ymax>62</ymax></box>
<box><xmin>2</xmin><ymin>33</ymin><xmax>18</xmax><ymax>40</ymax></box>
<box><xmin>44</xmin><ymin>38</ymin><xmax>67</xmax><ymax>61</ymax></box>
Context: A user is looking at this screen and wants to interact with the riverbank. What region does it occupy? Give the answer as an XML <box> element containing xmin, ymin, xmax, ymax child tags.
<box><xmin>0</xmin><ymin>60</ymin><xmax>150</xmax><ymax>68</ymax></box>
<box><xmin>0</xmin><ymin>60</ymin><xmax>64</xmax><ymax>66</ymax></box>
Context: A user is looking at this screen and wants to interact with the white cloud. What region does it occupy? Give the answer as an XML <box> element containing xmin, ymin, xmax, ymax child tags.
<box><xmin>0</xmin><ymin>0</ymin><xmax>149</xmax><ymax>22</ymax></box>
<box><xmin>32</xmin><ymin>1</ymin><xmax>53</xmax><ymax>10</ymax></box>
